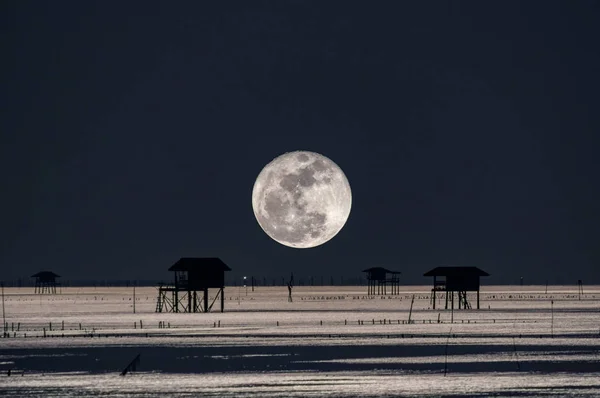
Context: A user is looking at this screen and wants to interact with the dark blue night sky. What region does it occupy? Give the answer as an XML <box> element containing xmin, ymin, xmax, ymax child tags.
<box><xmin>2</xmin><ymin>1</ymin><xmax>599</xmax><ymax>284</ymax></box>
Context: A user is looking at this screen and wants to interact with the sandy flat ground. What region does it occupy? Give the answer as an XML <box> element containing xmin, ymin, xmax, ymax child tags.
<box><xmin>1</xmin><ymin>285</ymin><xmax>599</xmax><ymax>397</ymax></box>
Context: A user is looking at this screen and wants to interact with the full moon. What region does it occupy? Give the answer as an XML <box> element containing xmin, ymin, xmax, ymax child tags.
<box><xmin>252</xmin><ymin>151</ymin><xmax>352</xmax><ymax>248</ymax></box>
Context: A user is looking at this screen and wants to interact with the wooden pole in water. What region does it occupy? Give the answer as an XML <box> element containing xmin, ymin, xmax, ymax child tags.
<box><xmin>407</xmin><ymin>295</ymin><xmax>415</xmax><ymax>324</ymax></box>
<box><xmin>551</xmin><ymin>300</ymin><xmax>554</xmax><ymax>338</ymax></box>
<box><xmin>1</xmin><ymin>282</ymin><xmax>5</xmax><ymax>334</ymax></box>
<box><xmin>512</xmin><ymin>335</ymin><xmax>521</xmax><ymax>371</ymax></box>
<box><xmin>444</xmin><ymin>327</ymin><xmax>452</xmax><ymax>376</ymax></box>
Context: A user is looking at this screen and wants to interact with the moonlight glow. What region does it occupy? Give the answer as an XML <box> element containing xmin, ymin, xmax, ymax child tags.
<box><xmin>252</xmin><ymin>151</ymin><xmax>352</xmax><ymax>248</ymax></box>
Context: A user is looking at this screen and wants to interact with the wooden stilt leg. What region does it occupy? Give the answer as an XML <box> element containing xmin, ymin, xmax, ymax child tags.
<box><xmin>203</xmin><ymin>289</ymin><xmax>208</xmax><ymax>313</ymax></box>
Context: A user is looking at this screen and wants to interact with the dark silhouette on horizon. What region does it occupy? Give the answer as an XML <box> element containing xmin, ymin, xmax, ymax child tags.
<box><xmin>287</xmin><ymin>273</ymin><xmax>294</xmax><ymax>302</ymax></box>
<box><xmin>156</xmin><ymin>258</ymin><xmax>231</xmax><ymax>313</ymax></box>
<box><xmin>31</xmin><ymin>271</ymin><xmax>60</xmax><ymax>294</ymax></box>
<box><xmin>425</xmin><ymin>266</ymin><xmax>489</xmax><ymax>310</ymax></box>
<box><xmin>362</xmin><ymin>267</ymin><xmax>401</xmax><ymax>295</ymax></box>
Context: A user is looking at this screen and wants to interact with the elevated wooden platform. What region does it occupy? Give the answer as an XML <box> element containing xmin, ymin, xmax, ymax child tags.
<box><xmin>155</xmin><ymin>283</ymin><xmax>225</xmax><ymax>313</ymax></box>
<box><xmin>362</xmin><ymin>267</ymin><xmax>401</xmax><ymax>295</ymax></box>
<box><xmin>425</xmin><ymin>267</ymin><xmax>489</xmax><ymax>310</ymax></box>
<box><xmin>155</xmin><ymin>258</ymin><xmax>231</xmax><ymax>313</ymax></box>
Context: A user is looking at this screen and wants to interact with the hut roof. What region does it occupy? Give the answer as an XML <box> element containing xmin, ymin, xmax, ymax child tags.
<box><xmin>31</xmin><ymin>271</ymin><xmax>60</xmax><ymax>278</ymax></box>
<box><xmin>168</xmin><ymin>257</ymin><xmax>232</xmax><ymax>272</ymax></box>
<box><xmin>423</xmin><ymin>266</ymin><xmax>489</xmax><ymax>277</ymax></box>
<box><xmin>362</xmin><ymin>267</ymin><xmax>401</xmax><ymax>274</ymax></box>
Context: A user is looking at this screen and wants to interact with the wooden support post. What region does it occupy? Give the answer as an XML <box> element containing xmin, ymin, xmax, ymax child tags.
<box><xmin>221</xmin><ymin>287</ymin><xmax>225</xmax><ymax>313</ymax></box>
<box><xmin>477</xmin><ymin>289</ymin><xmax>480</xmax><ymax>309</ymax></box>
<box><xmin>187</xmin><ymin>290</ymin><xmax>192</xmax><ymax>313</ymax></box>
<box><xmin>451</xmin><ymin>293</ymin><xmax>454</xmax><ymax>323</ymax></box>
<box><xmin>203</xmin><ymin>289</ymin><xmax>208</xmax><ymax>313</ymax></box>
<box><xmin>445</xmin><ymin>290</ymin><xmax>449</xmax><ymax>310</ymax></box>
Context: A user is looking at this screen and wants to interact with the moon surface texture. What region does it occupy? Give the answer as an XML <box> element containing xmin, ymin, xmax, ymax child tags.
<box><xmin>252</xmin><ymin>151</ymin><xmax>352</xmax><ymax>248</ymax></box>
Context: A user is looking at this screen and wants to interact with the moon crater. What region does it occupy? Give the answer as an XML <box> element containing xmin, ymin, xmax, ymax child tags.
<box><xmin>252</xmin><ymin>151</ymin><xmax>352</xmax><ymax>248</ymax></box>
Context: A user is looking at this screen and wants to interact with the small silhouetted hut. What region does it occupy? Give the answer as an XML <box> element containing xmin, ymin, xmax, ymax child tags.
<box><xmin>156</xmin><ymin>257</ymin><xmax>231</xmax><ymax>313</ymax></box>
<box><xmin>31</xmin><ymin>271</ymin><xmax>60</xmax><ymax>294</ymax></box>
<box><xmin>424</xmin><ymin>266</ymin><xmax>489</xmax><ymax>310</ymax></box>
<box><xmin>362</xmin><ymin>267</ymin><xmax>401</xmax><ymax>295</ymax></box>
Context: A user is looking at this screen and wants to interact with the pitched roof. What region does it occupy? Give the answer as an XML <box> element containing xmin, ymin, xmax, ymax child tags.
<box><xmin>168</xmin><ymin>257</ymin><xmax>232</xmax><ymax>272</ymax></box>
<box><xmin>423</xmin><ymin>266</ymin><xmax>489</xmax><ymax>277</ymax></box>
<box><xmin>362</xmin><ymin>267</ymin><xmax>401</xmax><ymax>274</ymax></box>
<box><xmin>31</xmin><ymin>271</ymin><xmax>60</xmax><ymax>278</ymax></box>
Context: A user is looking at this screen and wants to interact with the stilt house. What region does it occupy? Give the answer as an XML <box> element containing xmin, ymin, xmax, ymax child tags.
<box><xmin>362</xmin><ymin>267</ymin><xmax>401</xmax><ymax>295</ymax></box>
<box><xmin>424</xmin><ymin>266</ymin><xmax>489</xmax><ymax>310</ymax></box>
<box><xmin>156</xmin><ymin>257</ymin><xmax>231</xmax><ymax>313</ymax></box>
<box><xmin>31</xmin><ymin>271</ymin><xmax>60</xmax><ymax>294</ymax></box>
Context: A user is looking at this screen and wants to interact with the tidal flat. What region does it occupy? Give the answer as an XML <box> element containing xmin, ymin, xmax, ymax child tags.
<box><xmin>1</xmin><ymin>285</ymin><xmax>599</xmax><ymax>397</ymax></box>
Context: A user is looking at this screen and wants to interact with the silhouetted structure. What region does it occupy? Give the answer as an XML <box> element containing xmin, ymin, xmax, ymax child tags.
<box><xmin>362</xmin><ymin>267</ymin><xmax>401</xmax><ymax>295</ymax></box>
<box><xmin>120</xmin><ymin>353</ymin><xmax>141</xmax><ymax>376</ymax></box>
<box><xmin>424</xmin><ymin>266</ymin><xmax>489</xmax><ymax>310</ymax></box>
<box><xmin>31</xmin><ymin>271</ymin><xmax>60</xmax><ymax>294</ymax></box>
<box><xmin>156</xmin><ymin>258</ymin><xmax>231</xmax><ymax>313</ymax></box>
<box><xmin>287</xmin><ymin>273</ymin><xmax>294</xmax><ymax>302</ymax></box>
